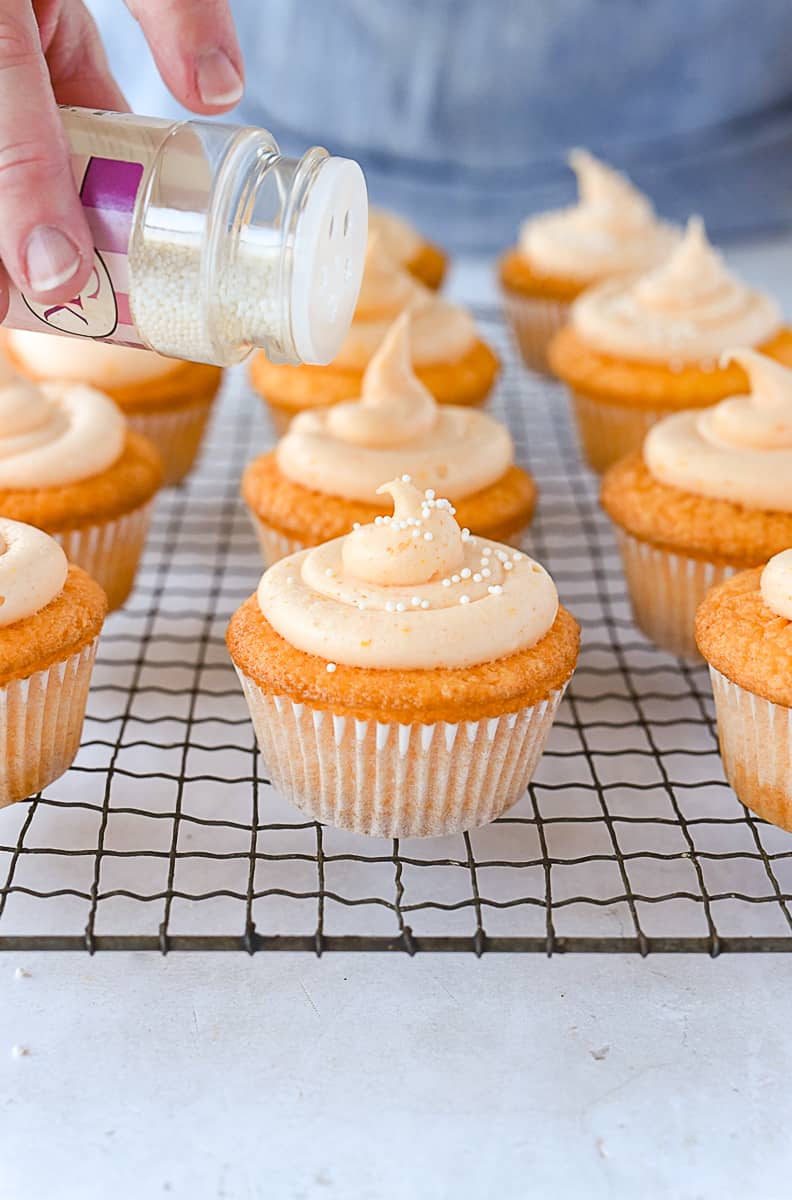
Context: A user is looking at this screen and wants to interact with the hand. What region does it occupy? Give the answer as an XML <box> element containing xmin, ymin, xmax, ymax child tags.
<box><xmin>0</xmin><ymin>0</ymin><xmax>243</xmax><ymax>317</ymax></box>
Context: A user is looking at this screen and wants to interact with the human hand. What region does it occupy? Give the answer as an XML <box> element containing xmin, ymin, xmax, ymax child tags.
<box><xmin>0</xmin><ymin>0</ymin><xmax>243</xmax><ymax>317</ymax></box>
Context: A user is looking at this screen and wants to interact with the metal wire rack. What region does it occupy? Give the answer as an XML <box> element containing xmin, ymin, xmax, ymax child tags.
<box><xmin>2</xmin><ymin>307</ymin><xmax>791</xmax><ymax>956</ymax></box>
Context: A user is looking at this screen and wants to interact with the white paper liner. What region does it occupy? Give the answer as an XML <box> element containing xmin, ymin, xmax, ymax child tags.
<box><xmin>568</xmin><ymin>388</ymin><xmax>669</xmax><ymax>473</ymax></box>
<box><xmin>236</xmin><ymin>669</ymin><xmax>568</xmax><ymax>837</ymax></box>
<box><xmin>709</xmin><ymin>667</ymin><xmax>792</xmax><ymax>831</ymax></box>
<box><xmin>0</xmin><ymin>639</ymin><xmax>98</xmax><ymax>808</ymax></box>
<box><xmin>501</xmin><ymin>289</ymin><xmax>569</xmax><ymax>376</ymax></box>
<box><xmin>56</xmin><ymin>503</ymin><xmax>154</xmax><ymax>611</ymax></box>
<box><xmin>126</xmin><ymin>402</ymin><xmax>214</xmax><ymax>486</ymax></box>
<box><xmin>612</xmin><ymin>532</ymin><xmax>734</xmax><ymax>662</ymax></box>
<box><xmin>615</xmin><ymin>531</ymin><xmax>735</xmax><ymax>661</ymax></box>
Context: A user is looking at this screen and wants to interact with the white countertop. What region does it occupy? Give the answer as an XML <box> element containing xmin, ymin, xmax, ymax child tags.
<box><xmin>2</xmin><ymin>240</ymin><xmax>792</xmax><ymax>1200</ymax></box>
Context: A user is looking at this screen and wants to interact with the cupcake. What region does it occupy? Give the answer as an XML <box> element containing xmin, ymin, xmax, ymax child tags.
<box><xmin>549</xmin><ymin>217</ymin><xmax>792</xmax><ymax>471</ymax></box>
<box><xmin>3</xmin><ymin>331</ymin><xmax>222</xmax><ymax>486</ymax></box>
<box><xmin>242</xmin><ymin>313</ymin><xmax>536</xmax><ymax>565</ymax></box>
<box><xmin>368</xmin><ymin>206</ymin><xmax>447</xmax><ymax>291</ymax></box>
<box><xmin>0</xmin><ymin>518</ymin><xmax>107</xmax><ymax>807</ymax></box>
<box><xmin>601</xmin><ymin>349</ymin><xmax>792</xmax><ymax>660</ymax></box>
<box><xmin>499</xmin><ymin>150</ymin><xmax>679</xmax><ymax>373</ymax></box>
<box><xmin>228</xmin><ymin>478</ymin><xmax>579</xmax><ymax>838</ymax></box>
<box><xmin>696</xmin><ymin>551</ymin><xmax>792</xmax><ymax>831</ymax></box>
<box><xmin>0</xmin><ymin>373</ymin><xmax>163</xmax><ymax>610</ymax></box>
<box><xmin>250</xmin><ymin>236</ymin><xmax>498</xmax><ymax>433</ymax></box>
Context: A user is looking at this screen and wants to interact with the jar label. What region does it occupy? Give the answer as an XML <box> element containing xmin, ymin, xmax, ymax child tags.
<box><xmin>2</xmin><ymin>153</ymin><xmax>146</xmax><ymax>348</ymax></box>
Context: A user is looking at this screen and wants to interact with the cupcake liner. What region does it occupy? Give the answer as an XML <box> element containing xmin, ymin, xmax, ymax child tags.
<box><xmin>57</xmin><ymin>503</ymin><xmax>154</xmax><ymax>612</ymax></box>
<box><xmin>709</xmin><ymin>667</ymin><xmax>792</xmax><ymax>831</ymax></box>
<box><xmin>126</xmin><ymin>401</ymin><xmax>215</xmax><ymax>486</ymax></box>
<box><xmin>569</xmin><ymin>389</ymin><xmax>669</xmax><ymax>473</ymax></box>
<box><xmin>614</xmin><ymin>531</ymin><xmax>735</xmax><ymax>661</ymax></box>
<box><xmin>236</xmin><ymin>668</ymin><xmax>567</xmax><ymax>837</ymax></box>
<box><xmin>501</xmin><ymin>289</ymin><xmax>570</xmax><ymax>375</ymax></box>
<box><xmin>0</xmin><ymin>639</ymin><xmax>99</xmax><ymax>808</ymax></box>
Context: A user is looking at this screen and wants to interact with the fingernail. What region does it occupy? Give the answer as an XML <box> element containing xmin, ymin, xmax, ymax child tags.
<box><xmin>196</xmin><ymin>48</ymin><xmax>244</xmax><ymax>107</ymax></box>
<box><xmin>23</xmin><ymin>226</ymin><xmax>83</xmax><ymax>293</ymax></box>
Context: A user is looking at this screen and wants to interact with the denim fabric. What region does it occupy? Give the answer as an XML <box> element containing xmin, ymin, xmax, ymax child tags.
<box><xmin>88</xmin><ymin>0</ymin><xmax>792</xmax><ymax>250</ymax></box>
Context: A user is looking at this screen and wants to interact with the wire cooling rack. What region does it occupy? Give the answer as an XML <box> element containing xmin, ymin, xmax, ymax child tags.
<box><xmin>2</xmin><ymin>308</ymin><xmax>792</xmax><ymax>956</ymax></box>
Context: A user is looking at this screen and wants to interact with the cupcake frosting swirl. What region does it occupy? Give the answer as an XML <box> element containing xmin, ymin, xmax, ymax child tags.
<box><xmin>572</xmin><ymin>218</ymin><xmax>782</xmax><ymax>363</ymax></box>
<box><xmin>0</xmin><ymin>517</ymin><xmax>68</xmax><ymax>626</ymax></box>
<box><xmin>333</xmin><ymin>236</ymin><xmax>476</xmax><ymax>370</ymax></box>
<box><xmin>368</xmin><ymin>208</ymin><xmax>424</xmax><ymax>264</ymax></box>
<box><xmin>644</xmin><ymin>349</ymin><xmax>792</xmax><ymax>511</ymax></box>
<box><xmin>257</xmin><ymin>479</ymin><xmax>558</xmax><ymax>670</ymax></box>
<box><xmin>277</xmin><ymin>313</ymin><xmax>512</xmax><ymax>502</ymax></box>
<box><xmin>519</xmin><ymin>149</ymin><xmax>679</xmax><ymax>280</ymax></box>
<box><xmin>761</xmin><ymin>549</ymin><xmax>792</xmax><ymax>621</ymax></box>
<box><xmin>6</xmin><ymin>330</ymin><xmax>181</xmax><ymax>386</ymax></box>
<box><xmin>0</xmin><ymin>376</ymin><xmax>126</xmax><ymax>488</ymax></box>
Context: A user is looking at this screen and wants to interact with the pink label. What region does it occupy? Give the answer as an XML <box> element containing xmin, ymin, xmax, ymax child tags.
<box><xmin>2</xmin><ymin>154</ymin><xmax>145</xmax><ymax>347</ymax></box>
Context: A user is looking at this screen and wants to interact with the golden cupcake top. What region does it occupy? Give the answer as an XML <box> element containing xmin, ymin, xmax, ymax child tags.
<box><xmin>518</xmin><ymin>149</ymin><xmax>678</xmax><ymax>281</ymax></box>
<box><xmin>0</xmin><ymin>372</ymin><xmax>126</xmax><ymax>488</ymax></box>
<box><xmin>761</xmin><ymin>549</ymin><xmax>792</xmax><ymax>620</ymax></box>
<box><xmin>5</xmin><ymin>330</ymin><xmax>182</xmax><ymax>387</ymax></box>
<box><xmin>256</xmin><ymin>478</ymin><xmax>558</xmax><ymax>670</ymax></box>
<box><xmin>572</xmin><ymin>217</ymin><xmax>782</xmax><ymax>364</ymax></box>
<box><xmin>644</xmin><ymin>348</ymin><xmax>792</xmax><ymax>511</ymax></box>
<box><xmin>334</xmin><ymin>236</ymin><xmax>476</xmax><ymax>370</ymax></box>
<box><xmin>276</xmin><ymin>313</ymin><xmax>513</xmax><ymax>503</ymax></box>
<box><xmin>0</xmin><ymin>517</ymin><xmax>68</xmax><ymax>626</ymax></box>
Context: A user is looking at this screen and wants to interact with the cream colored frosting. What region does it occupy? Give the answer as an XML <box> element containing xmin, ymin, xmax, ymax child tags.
<box><xmin>368</xmin><ymin>208</ymin><xmax>424</xmax><ymax>264</ymax></box>
<box><xmin>644</xmin><ymin>349</ymin><xmax>792</xmax><ymax>511</ymax></box>
<box><xmin>6</xmin><ymin>330</ymin><xmax>182</xmax><ymax>387</ymax></box>
<box><xmin>0</xmin><ymin>518</ymin><xmax>68</xmax><ymax>627</ymax></box>
<box><xmin>0</xmin><ymin>377</ymin><xmax>126</xmax><ymax>488</ymax></box>
<box><xmin>333</xmin><ymin>236</ymin><xmax>476</xmax><ymax>370</ymax></box>
<box><xmin>277</xmin><ymin>313</ymin><xmax>512</xmax><ymax>502</ymax></box>
<box><xmin>257</xmin><ymin>478</ymin><xmax>558</xmax><ymax>670</ymax></box>
<box><xmin>518</xmin><ymin>149</ymin><xmax>679</xmax><ymax>281</ymax></box>
<box><xmin>761</xmin><ymin>549</ymin><xmax>792</xmax><ymax>621</ymax></box>
<box><xmin>572</xmin><ymin>218</ymin><xmax>783</xmax><ymax>364</ymax></box>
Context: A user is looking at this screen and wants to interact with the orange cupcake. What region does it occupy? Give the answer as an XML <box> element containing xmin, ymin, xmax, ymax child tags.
<box><xmin>0</xmin><ymin>519</ymin><xmax>107</xmax><ymax>807</ymax></box>
<box><xmin>228</xmin><ymin>478</ymin><xmax>578</xmax><ymax>838</ymax></box>
<box><xmin>0</xmin><ymin>373</ymin><xmax>163</xmax><ymax>610</ymax></box>
<box><xmin>549</xmin><ymin>218</ymin><xmax>792</xmax><ymax>471</ymax></box>
<box><xmin>250</xmin><ymin>237</ymin><xmax>498</xmax><ymax>433</ymax></box>
<box><xmin>601</xmin><ymin>349</ymin><xmax>792</xmax><ymax>660</ymax></box>
<box><xmin>243</xmin><ymin>313</ymin><xmax>535</xmax><ymax>564</ymax></box>
<box><xmin>499</xmin><ymin>150</ymin><xmax>679</xmax><ymax>373</ymax></box>
<box><xmin>369</xmin><ymin>206</ymin><xmax>447</xmax><ymax>290</ymax></box>
<box><xmin>4</xmin><ymin>331</ymin><xmax>222</xmax><ymax>486</ymax></box>
<box><xmin>696</xmin><ymin>551</ymin><xmax>792</xmax><ymax>831</ymax></box>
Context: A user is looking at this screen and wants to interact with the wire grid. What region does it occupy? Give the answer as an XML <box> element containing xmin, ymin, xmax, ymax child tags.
<box><xmin>1</xmin><ymin>309</ymin><xmax>792</xmax><ymax>956</ymax></box>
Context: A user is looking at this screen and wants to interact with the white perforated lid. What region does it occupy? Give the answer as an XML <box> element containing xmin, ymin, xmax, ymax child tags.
<box><xmin>289</xmin><ymin>156</ymin><xmax>368</xmax><ymax>365</ymax></box>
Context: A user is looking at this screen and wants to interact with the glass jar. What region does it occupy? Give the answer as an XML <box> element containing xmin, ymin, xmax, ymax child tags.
<box><xmin>1</xmin><ymin>107</ymin><xmax>368</xmax><ymax>367</ymax></box>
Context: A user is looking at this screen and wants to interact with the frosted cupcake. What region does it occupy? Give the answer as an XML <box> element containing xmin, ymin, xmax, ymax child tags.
<box><xmin>499</xmin><ymin>150</ymin><xmax>679</xmax><ymax>373</ymax></box>
<box><xmin>369</xmin><ymin>206</ymin><xmax>447</xmax><ymax>290</ymax></box>
<box><xmin>242</xmin><ymin>313</ymin><xmax>535</xmax><ymax>564</ymax></box>
<box><xmin>4</xmin><ymin>331</ymin><xmax>222</xmax><ymax>486</ymax></box>
<box><xmin>0</xmin><ymin>519</ymin><xmax>107</xmax><ymax>807</ymax></box>
<box><xmin>228</xmin><ymin>478</ymin><xmax>579</xmax><ymax>838</ymax></box>
<box><xmin>549</xmin><ymin>218</ymin><xmax>792</xmax><ymax>471</ymax></box>
<box><xmin>696</xmin><ymin>551</ymin><xmax>792</xmax><ymax>831</ymax></box>
<box><xmin>250</xmin><ymin>237</ymin><xmax>498</xmax><ymax>433</ymax></box>
<box><xmin>601</xmin><ymin>349</ymin><xmax>792</xmax><ymax>660</ymax></box>
<box><xmin>0</xmin><ymin>374</ymin><xmax>163</xmax><ymax>610</ymax></box>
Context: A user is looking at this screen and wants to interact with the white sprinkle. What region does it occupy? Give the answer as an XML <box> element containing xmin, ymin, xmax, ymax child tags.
<box><xmin>385</xmin><ymin>601</ymin><xmax>396</xmax><ymax>612</ymax></box>
<box><xmin>424</xmin><ymin>531</ymin><xmax>434</xmax><ymax>541</ymax></box>
<box><xmin>512</xmin><ymin>552</ymin><xmax>522</xmax><ymax>561</ymax></box>
<box><xmin>352</xmin><ymin>522</ymin><xmax>360</xmax><ymax>530</ymax></box>
<box><xmin>496</xmin><ymin>551</ymin><xmax>508</xmax><ymax>562</ymax></box>
<box><xmin>411</xmin><ymin>596</ymin><xmax>421</xmax><ymax>607</ymax></box>
<box><xmin>461</xmin><ymin>528</ymin><xmax>471</xmax><ymax>541</ymax></box>
<box><xmin>460</xmin><ymin>567</ymin><xmax>471</xmax><ymax>580</ymax></box>
<box><xmin>11</xmin><ymin>1045</ymin><xmax>28</xmax><ymax>1058</ymax></box>
<box><xmin>375</xmin><ymin>516</ymin><xmax>384</xmax><ymax>525</ymax></box>
<box><xmin>488</xmin><ymin>585</ymin><xmax>504</xmax><ymax>595</ymax></box>
<box><xmin>504</xmin><ymin>561</ymin><xmax>514</xmax><ymax>571</ymax></box>
<box><xmin>357</xmin><ymin>600</ymin><xmax>366</xmax><ymax>610</ymax></box>
<box><xmin>451</xmin><ymin>574</ymin><xmax>460</xmax><ymax>584</ymax></box>
<box><xmin>442</xmin><ymin>578</ymin><xmax>451</xmax><ymax>587</ymax></box>
<box><xmin>383</xmin><ymin>515</ymin><xmax>392</xmax><ymax>523</ymax></box>
<box><xmin>420</xmin><ymin>599</ymin><xmax>430</xmax><ymax>609</ymax></box>
<box><xmin>325</xmin><ymin>568</ymin><xmax>334</xmax><ymax>577</ymax></box>
<box><xmin>401</xmin><ymin>474</ymin><xmax>412</xmax><ymax>482</ymax></box>
<box><xmin>326</xmin><ymin>662</ymin><xmax>337</xmax><ymax>673</ymax></box>
<box><xmin>473</xmin><ymin>573</ymin><xmax>482</xmax><ymax>583</ymax></box>
<box><xmin>459</xmin><ymin>594</ymin><xmax>471</xmax><ymax>605</ymax></box>
<box><xmin>411</xmin><ymin>528</ymin><xmax>420</xmax><ymax>538</ymax></box>
<box><xmin>481</xmin><ymin>568</ymin><xmax>491</xmax><ymax>578</ymax></box>
<box><xmin>396</xmin><ymin>602</ymin><xmax>406</xmax><ymax>612</ymax></box>
<box><xmin>424</xmin><ymin>488</ymin><xmax>435</xmax><ymax>499</ymax></box>
<box><xmin>13</xmin><ymin>968</ymin><xmax>30</xmax><ymax>980</ymax></box>
<box><xmin>286</xmin><ymin>575</ymin><xmax>295</xmax><ymax>585</ymax></box>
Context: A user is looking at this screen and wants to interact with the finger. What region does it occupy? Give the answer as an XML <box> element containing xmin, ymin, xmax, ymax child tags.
<box><xmin>0</xmin><ymin>2</ymin><xmax>93</xmax><ymax>300</ymax></box>
<box><xmin>126</xmin><ymin>0</ymin><xmax>244</xmax><ymax>113</ymax></box>
<box><xmin>40</xmin><ymin>0</ymin><xmax>128</xmax><ymax>112</ymax></box>
<box><xmin>0</xmin><ymin>261</ymin><xmax>9</xmax><ymax>323</ymax></box>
